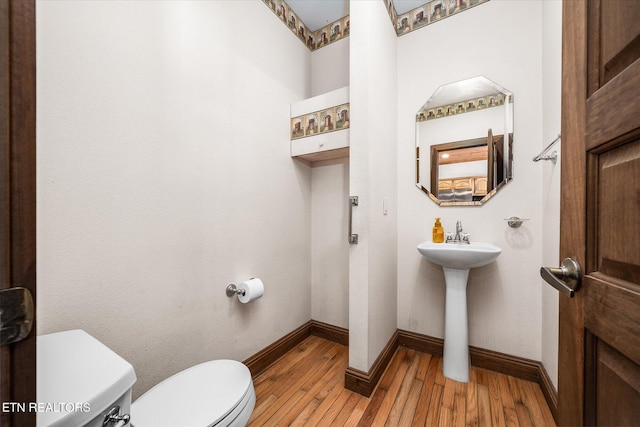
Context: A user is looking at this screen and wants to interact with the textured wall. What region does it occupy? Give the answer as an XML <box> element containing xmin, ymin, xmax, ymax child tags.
<box><xmin>311</xmin><ymin>159</ymin><xmax>349</xmax><ymax>329</ymax></box>
<box><xmin>397</xmin><ymin>0</ymin><xmax>546</xmax><ymax>362</ymax></box>
<box><xmin>37</xmin><ymin>0</ymin><xmax>312</xmax><ymax>398</ymax></box>
<box><xmin>540</xmin><ymin>0</ymin><xmax>562</xmax><ymax>389</ymax></box>
<box><xmin>309</xmin><ymin>38</ymin><xmax>350</xmax><ymax>330</ymax></box>
<box><xmin>349</xmin><ymin>0</ymin><xmax>399</xmax><ymax>372</ymax></box>
<box><xmin>311</xmin><ymin>37</ymin><xmax>349</xmax><ymax>97</ymax></box>
<box><xmin>36</xmin><ymin>0</ymin><xmax>562</xmax><ymax>397</ymax></box>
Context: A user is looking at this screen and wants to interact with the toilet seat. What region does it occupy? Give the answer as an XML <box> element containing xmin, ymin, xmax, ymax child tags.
<box><xmin>131</xmin><ymin>360</ymin><xmax>255</xmax><ymax>427</ymax></box>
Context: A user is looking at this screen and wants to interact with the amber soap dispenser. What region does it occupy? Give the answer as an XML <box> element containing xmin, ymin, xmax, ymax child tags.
<box><xmin>432</xmin><ymin>218</ymin><xmax>445</xmax><ymax>243</ymax></box>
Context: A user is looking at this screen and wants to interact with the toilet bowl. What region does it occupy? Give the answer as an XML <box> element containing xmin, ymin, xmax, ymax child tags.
<box><xmin>131</xmin><ymin>360</ymin><xmax>255</xmax><ymax>427</ymax></box>
<box><xmin>37</xmin><ymin>330</ymin><xmax>255</xmax><ymax>427</ymax></box>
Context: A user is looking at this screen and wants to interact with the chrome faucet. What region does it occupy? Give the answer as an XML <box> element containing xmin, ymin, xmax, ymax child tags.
<box><xmin>446</xmin><ymin>220</ymin><xmax>470</xmax><ymax>244</ymax></box>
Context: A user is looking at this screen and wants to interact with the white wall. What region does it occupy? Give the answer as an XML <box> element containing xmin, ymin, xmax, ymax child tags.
<box><xmin>349</xmin><ymin>0</ymin><xmax>398</xmax><ymax>372</ymax></box>
<box><xmin>397</xmin><ymin>0</ymin><xmax>545</xmax><ymax>361</ymax></box>
<box><xmin>311</xmin><ymin>159</ymin><xmax>350</xmax><ymax>328</ymax></box>
<box><xmin>37</xmin><ymin>0</ymin><xmax>312</xmax><ymax>398</ymax></box>
<box><xmin>309</xmin><ymin>34</ymin><xmax>350</xmax><ymax>329</ymax></box>
<box><xmin>36</xmin><ymin>0</ymin><xmax>562</xmax><ymax>397</ymax></box>
<box><xmin>311</xmin><ymin>37</ymin><xmax>349</xmax><ymax>97</ymax></box>
<box><xmin>540</xmin><ymin>0</ymin><xmax>562</xmax><ymax>389</ymax></box>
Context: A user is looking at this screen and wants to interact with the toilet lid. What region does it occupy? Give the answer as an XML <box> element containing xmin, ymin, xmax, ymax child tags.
<box><xmin>131</xmin><ymin>360</ymin><xmax>252</xmax><ymax>427</ymax></box>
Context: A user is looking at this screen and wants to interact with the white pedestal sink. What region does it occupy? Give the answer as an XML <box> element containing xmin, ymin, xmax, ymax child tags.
<box><xmin>417</xmin><ymin>241</ymin><xmax>501</xmax><ymax>382</ymax></box>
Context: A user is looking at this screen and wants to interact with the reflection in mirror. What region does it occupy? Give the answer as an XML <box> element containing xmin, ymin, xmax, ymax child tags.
<box><xmin>416</xmin><ymin>76</ymin><xmax>513</xmax><ymax>206</ymax></box>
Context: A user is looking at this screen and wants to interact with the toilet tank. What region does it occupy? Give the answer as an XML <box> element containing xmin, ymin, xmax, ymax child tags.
<box><xmin>37</xmin><ymin>330</ymin><xmax>137</xmax><ymax>427</ymax></box>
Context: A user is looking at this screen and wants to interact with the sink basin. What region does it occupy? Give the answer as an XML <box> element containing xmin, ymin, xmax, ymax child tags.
<box><xmin>417</xmin><ymin>241</ymin><xmax>502</xmax><ymax>270</ymax></box>
<box><xmin>417</xmin><ymin>240</ymin><xmax>501</xmax><ymax>382</ymax></box>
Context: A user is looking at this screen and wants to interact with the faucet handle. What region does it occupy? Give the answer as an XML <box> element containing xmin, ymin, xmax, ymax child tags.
<box><xmin>461</xmin><ymin>233</ymin><xmax>471</xmax><ymax>243</ymax></box>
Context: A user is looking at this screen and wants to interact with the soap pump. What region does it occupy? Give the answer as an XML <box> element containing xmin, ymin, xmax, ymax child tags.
<box><xmin>432</xmin><ymin>218</ymin><xmax>444</xmax><ymax>243</ymax></box>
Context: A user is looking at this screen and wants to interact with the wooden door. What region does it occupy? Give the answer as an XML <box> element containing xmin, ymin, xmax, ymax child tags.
<box><xmin>0</xmin><ymin>1</ymin><xmax>37</xmax><ymax>426</ymax></box>
<box><xmin>492</xmin><ymin>134</ymin><xmax>504</xmax><ymax>186</ymax></box>
<box><xmin>559</xmin><ymin>0</ymin><xmax>640</xmax><ymax>425</ymax></box>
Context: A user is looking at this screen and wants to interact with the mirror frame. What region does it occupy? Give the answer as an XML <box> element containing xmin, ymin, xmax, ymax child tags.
<box><xmin>415</xmin><ymin>76</ymin><xmax>513</xmax><ymax>206</ymax></box>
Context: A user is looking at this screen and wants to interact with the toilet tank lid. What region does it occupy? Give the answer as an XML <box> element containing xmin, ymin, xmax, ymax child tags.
<box><xmin>36</xmin><ymin>330</ymin><xmax>137</xmax><ymax>427</ymax></box>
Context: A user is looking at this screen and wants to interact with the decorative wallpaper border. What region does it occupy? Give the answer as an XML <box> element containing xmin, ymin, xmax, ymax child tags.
<box><xmin>384</xmin><ymin>0</ymin><xmax>490</xmax><ymax>37</ymax></box>
<box><xmin>291</xmin><ymin>103</ymin><xmax>350</xmax><ymax>140</ymax></box>
<box><xmin>261</xmin><ymin>0</ymin><xmax>350</xmax><ymax>52</ymax></box>
<box><xmin>263</xmin><ymin>0</ymin><xmax>491</xmax><ymax>52</ymax></box>
<box><xmin>416</xmin><ymin>93</ymin><xmax>506</xmax><ymax>122</ymax></box>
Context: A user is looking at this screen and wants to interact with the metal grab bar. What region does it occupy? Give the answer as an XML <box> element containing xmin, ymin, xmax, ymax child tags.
<box><xmin>349</xmin><ymin>196</ymin><xmax>358</xmax><ymax>244</ymax></box>
<box><xmin>533</xmin><ymin>134</ymin><xmax>561</xmax><ymax>164</ymax></box>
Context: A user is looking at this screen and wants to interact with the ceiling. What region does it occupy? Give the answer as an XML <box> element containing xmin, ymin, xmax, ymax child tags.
<box><xmin>286</xmin><ymin>1</ymin><xmax>348</xmax><ymax>31</ymax></box>
<box><xmin>287</xmin><ymin>0</ymin><xmax>428</xmax><ymax>31</ymax></box>
<box><xmin>392</xmin><ymin>0</ymin><xmax>432</xmax><ymax>15</ymax></box>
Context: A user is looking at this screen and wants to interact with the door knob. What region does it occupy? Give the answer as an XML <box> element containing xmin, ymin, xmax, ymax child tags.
<box><xmin>540</xmin><ymin>257</ymin><xmax>582</xmax><ymax>298</ymax></box>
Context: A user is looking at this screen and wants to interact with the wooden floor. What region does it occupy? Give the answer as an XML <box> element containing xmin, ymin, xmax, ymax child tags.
<box><xmin>247</xmin><ymin>336</ymin><xmax>556</xmax><ymax>426</ymax></box>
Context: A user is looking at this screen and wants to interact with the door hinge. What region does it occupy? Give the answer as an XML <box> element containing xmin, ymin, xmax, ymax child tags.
<box><xmin>0</xmin><ymin>287</ymin><xmax>34</xmax><ymax>346</ymax></box>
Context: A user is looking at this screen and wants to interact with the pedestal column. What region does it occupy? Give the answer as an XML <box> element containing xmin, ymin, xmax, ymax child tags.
<box><xmin>442</xmin><ymin>267</ymin><xmax>470</xmax><ymax>382</ymax></box>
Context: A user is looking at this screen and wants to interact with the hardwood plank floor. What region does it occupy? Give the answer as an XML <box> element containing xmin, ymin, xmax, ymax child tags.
<box><xmin>247</xmin><ymin>336</ymin><xmax>556</xmax><ymax>426</ymax></box>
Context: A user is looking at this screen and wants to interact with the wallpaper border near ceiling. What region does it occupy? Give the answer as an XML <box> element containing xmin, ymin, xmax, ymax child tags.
<box><xmin>262</xmin><ymin>0</ymin><xmax>490</xmax><ymax>51</ymax></box>
<box><xmin>385</xmin><ymin>0</ymin><xmax>490</xmax><ymax>37</ymax></box>
<box><xmin>262</xmin><ymin>0</ymin><xmax>349</xmax><ymax>51</ymax></box>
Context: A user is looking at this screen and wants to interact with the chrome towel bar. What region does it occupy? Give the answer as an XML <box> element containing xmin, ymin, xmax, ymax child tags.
<box><xmin>533</xmin><ymin>134</ymin><xmax>561</xmax><ymax>164</ymax></box>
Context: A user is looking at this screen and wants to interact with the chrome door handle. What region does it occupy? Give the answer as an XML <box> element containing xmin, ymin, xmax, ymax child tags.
<box><xmin>540</xmin><ymin>257</ymin><xmax>582</xmax><ymax>298</ymax></box>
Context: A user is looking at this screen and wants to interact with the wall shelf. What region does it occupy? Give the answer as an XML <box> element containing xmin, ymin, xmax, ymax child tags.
<box><xmin>290</xmin><ymin>86</ymin><xmax>349</xmax><ymax>167</ymax></box>
<box><xmin>293</xmin><ymin>147</ymin><xmax>349</xmax><ymax>166</ymax></box>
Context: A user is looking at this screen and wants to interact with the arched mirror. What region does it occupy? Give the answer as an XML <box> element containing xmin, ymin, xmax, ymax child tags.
<box><xmin>416</xmin><ymin>76</ymin><xmax>513</xmax><ymax>206</ymax></box>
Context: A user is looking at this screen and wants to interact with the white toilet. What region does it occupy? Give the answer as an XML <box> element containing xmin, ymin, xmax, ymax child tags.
<box><xmin>37</xmin><ymin>330</ymin><xmax>256</xmax><ymax>427</ymax></box>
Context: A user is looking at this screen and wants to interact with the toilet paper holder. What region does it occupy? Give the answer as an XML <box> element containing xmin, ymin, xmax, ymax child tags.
<box><xmin>226</xmin><ymin>283</ymin><xmax>246</xmax><ymax>297</ymax></box>
<box><xmin>225</xmin><ymin>278</ymin><xmax>264</xmax><ymax>304</ymax></box>
<box><xmin>226</xmin><ymin>278</ymin><xmax>258</xmax><ymax>297</ymax></box>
